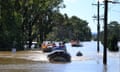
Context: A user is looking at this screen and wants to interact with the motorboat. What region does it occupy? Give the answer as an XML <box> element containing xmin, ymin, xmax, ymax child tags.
<box><xmin>47</xmin><ymin>50</ymin><xmax>71</xmax><ymax>63</ymax></box>
<box><xmin>71</xmin><ymin>40</ymin><xmax>82</xmax><ymax>47</ymax></box>
<box><xmin>41</xmin><ymin>42</ymin><xmax>52</xmax><ymax>52</ymax></box>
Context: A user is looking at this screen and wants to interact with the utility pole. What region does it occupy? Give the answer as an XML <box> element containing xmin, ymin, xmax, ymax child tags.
<box><xmin>103</xmin><ymin>0</ymin><xmax>108</xmax><ymax>65</ymax></box>
<box><xmin>103</xmin><ymin>0</ymin><xmax>120</xmax><ymax>65</ymax></box>
<box><xmin>97</xmin><ymin>0</ymin><xmax>100</xmax><ymax>53</ymax></box>
<box><xmin>92</xmin><ymin>1</ymin><xmax>103</xmax><ymax>53</ymax></box>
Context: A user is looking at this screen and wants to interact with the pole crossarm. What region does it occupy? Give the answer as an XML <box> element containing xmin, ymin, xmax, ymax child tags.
<box><xmin>92</xmin><ymin>3</ymin><xmax>104</xmax><ymax>5</ymax></box>
<box><xmin>108</xmin><ymin>1</ymin><xmax>120</xmax><ymax>4</ymax></box>
<box><xmin>103</xmin><ymin>0</ymin><xmax>120</xmax><ymax>4</ymax></box>
<box><xmin>92</xmin><ymin>15</ymin><xmax>104</xmax><ymax>20</ymax></box>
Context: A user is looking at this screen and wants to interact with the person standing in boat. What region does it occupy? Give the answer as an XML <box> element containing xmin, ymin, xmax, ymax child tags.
<box><xmin>52</xmin><ymin>43</ymin><xmax>58</xmax><ymax>50</ymax></box>
<box><xmin>59</xmin><ymin>42</ymin><xmax>67</xmax><ymax>52</ymax></box>
<box><xmin>62</xmin><ymin>42</ymin><xmax>67</xmax><ymax>52</ymax></box>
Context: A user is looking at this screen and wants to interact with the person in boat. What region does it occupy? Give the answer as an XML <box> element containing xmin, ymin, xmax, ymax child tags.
<box><xmin>59</xmin><ymin>42</ymin><xmax>67</xmax><ymax>52</ymax></box>
<box><xmin>52</xmin><ymin>42</ymin><xmax>67</xmax><ymax>52</ymax></box>
<box><xmin>47</xmin><ymin>42</ymin><xmax>53</xmax><ymax>48</ymax></box>
<box><xmin>51</xmin><ymin>43</ymin><xmax>58</xmax><ymax>51</ymax></box>
<box><xmin>52</xmin><ymin>43</ymin><xmax>57</xmax><ymax>48</ymax></box>
<box><xmin>41</xmin><ymin>42</ymin><xmax>53</xmax><ymax>52</ymax></box>
<box><xmin>41</xmin><ymin>42</ymin><xmax>47</xmax><ymax>49</ymax></box>
<box><xmin>47</xmin><ymin>42</ymin><xmax>70</xmax><ymax>63</ymax></box>
<box><xmin>52</xmin><ymin>43</ymin><xmax>59</xmax><ymax>50</ymax></box>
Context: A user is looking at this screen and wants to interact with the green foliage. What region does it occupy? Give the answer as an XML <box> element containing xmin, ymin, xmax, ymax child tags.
<box><xmin>108</xmin><ymin>35</ymin><xmax>119</xmax><ymax>51</ymax></box>
<box><xmin>0</xmin><ymin>0</ymin><xmax>23</xmax><ymax>50</ymax></box>
<box><xmin>46</xmin><ymin>14</ymin><xmax>92</xmax><ymax>41</ymax></box>
<box><xmin>100</xmin><ymin>21</ymin><xmax>120</xmax><ymax>51</ymax></box>
<box><xmin>0</xmin><ymin>0</ymin><xmax>64</xmax><ymax>50</ymax></box>
<box><xmin>0</xmin><ymin>0</ymin><xmax>92</xmax><ymax>51</ymax></box>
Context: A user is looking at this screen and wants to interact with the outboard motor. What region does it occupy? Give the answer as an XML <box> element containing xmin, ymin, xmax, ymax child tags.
<box><xmin>76</xmin><ymin>51</ymin><xmax>83</xmax><ymax>56</ymax></box>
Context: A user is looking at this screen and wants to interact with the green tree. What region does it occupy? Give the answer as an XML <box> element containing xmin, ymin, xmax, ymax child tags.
<box><xmin>0</xmin><ymin>0</ymin><xmax>23</xmax><ymax>50</ymax></box>
<box><xmin>46</xmin><ymin>15</ymin><xmax>92</xmax><ymax>41</ymax></box>
<box><xmin>100</xmin><ymin>21</ymin><xmax>120</xmax><ymax>51</ymax></box>
<box><xmin>69</xmin><ymin>16</ymin><xmax>91</xmax><ymax>41</ymax></box>
<box><xmin>0</xmin><ymin>0</ymin><xmax>64</xmax><ymax>50</ymax></box>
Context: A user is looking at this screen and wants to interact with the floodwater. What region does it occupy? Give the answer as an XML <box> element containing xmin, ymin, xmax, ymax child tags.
<box><xmin>0</xmin><ymin>41</ymin><xmax>120</xmax><ymax>72</ymax></box>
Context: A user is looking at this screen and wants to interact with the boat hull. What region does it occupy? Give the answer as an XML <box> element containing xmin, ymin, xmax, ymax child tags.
<box><xmin>42</xmin><ymin>48</ymin><xmax>52</xmax><ymax>52</ymax></box>
<box><xmin>72</xmin><ymin>44</ymin><xmax>82</xmax><ymax>47</ymax></box>
<box><xmin>47</xmin><ymin>50</ymin><xmax>71</xmax><ymax>63</ymax></box>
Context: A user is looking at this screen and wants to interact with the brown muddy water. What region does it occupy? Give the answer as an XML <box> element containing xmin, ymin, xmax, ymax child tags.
<box><xmin>0</xmin><ymin>41</ymin><xmax>120</xmax><ymax>72</ymax></box>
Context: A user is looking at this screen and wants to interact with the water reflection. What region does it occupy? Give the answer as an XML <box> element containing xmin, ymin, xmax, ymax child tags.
<box><xmin>0</xmin><ymin>63</ymin><xmax>119</xmax><ymax>72</ymax></box>
<box><xmin>103</xmin><ymin>65</ymin><xmax>107</xmax><ymax>72</ymax></box>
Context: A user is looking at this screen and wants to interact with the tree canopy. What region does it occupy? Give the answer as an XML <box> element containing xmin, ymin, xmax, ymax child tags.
<box><xmin>100</xmin><ymin>21</ymin><xmax>120</xmax><ymax>51</ymax></box>
<box><xmin>0</xmin><ymin>0</ymin><xmax>92</xmax><ymax>51</ymax></box>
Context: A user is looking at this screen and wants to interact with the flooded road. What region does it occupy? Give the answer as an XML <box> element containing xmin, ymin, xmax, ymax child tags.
<box><xmin>0</xmin><ymin>41</ymin><xmax>120</xmax><ymax>72</ymax></box>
